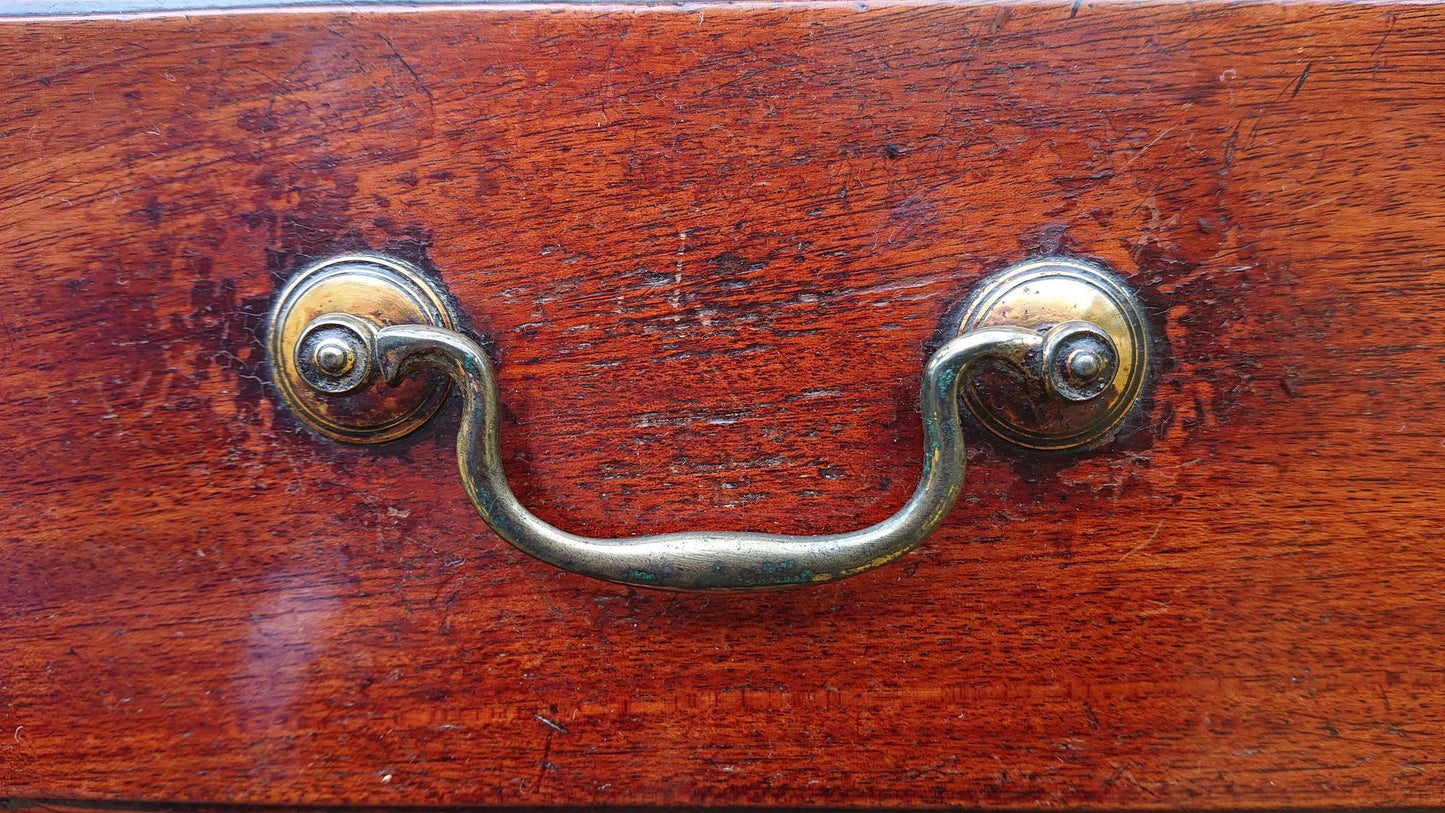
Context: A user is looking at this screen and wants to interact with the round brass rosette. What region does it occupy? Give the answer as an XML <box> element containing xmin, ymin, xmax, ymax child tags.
<box><xmin>268</xmin><ymin>254</ymin><xmax>460</xmax><ymax>443</ymax></box>
<box><xmin>954</xmin><ymin>257</ymin><xmax>1151</xmax><ymax>452</ymax></box>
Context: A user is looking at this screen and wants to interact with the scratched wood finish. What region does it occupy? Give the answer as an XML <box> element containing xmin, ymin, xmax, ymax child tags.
<box><xmin>2</xmin><ymin>1</ymin><xmax>1444</xmax><ymax>807</ymax></box>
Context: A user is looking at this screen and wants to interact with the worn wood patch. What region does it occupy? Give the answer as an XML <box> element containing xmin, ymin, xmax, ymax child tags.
<box><xmin>2</xmin><ymin>1</ymin><xmax>1444</xmax><ymax>807</ymax></box>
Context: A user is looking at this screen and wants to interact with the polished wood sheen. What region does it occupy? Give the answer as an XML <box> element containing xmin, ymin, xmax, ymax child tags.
<box><xmin>3</xmin><ymin>1</ymin><xmax>1444</xmax><ymax>807</ymax></box>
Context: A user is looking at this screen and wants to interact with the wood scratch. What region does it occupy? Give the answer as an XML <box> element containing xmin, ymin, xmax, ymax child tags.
<box><xmin>1122</xmin><ymin>126</ymin><xmax>1176</xmax><ymax>168</ymax></box>
<box><xmin>1290</xmin><ymin>62</ymin><xmax>1313</xmax><ymax>99</ymax></box>
<box><xmin>534</xmin><ymin>713</ymin><xmax>570</xmax><ymax>734</ymax></box>
<box><xmin>1120</xmin><ymin>520</ymin><xmax>1165</xmax><ymax>561</ymax></box>
<box><xmin>1295</xmin><ymin>195</ymin><xmax>1342</xmax><ymax>214</ymax></box>
<box><xmin>374</xmin><ymin>31</ymin><xmax>435</xmax><ymax>105</ymax></box>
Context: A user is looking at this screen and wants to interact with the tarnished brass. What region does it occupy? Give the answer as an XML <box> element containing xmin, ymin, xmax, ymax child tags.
<box><xmin>368</xmin><ymin>323</ymin><xmax>1048</xmax><ymax>590</ymax></box>
<box><xmin>953</xmin><ymin>257</ymin><xmax>1151</xmax><ymax>451</ymax></box>
<box><xmin>269</xmin><ymin>253</ymin><xmax>1154</xmax><ymax>590</ymax></box>
<box><xmin>267</xmin><ymin>254</ymin><xmax>459</xmax><ymax>443</ymax></box>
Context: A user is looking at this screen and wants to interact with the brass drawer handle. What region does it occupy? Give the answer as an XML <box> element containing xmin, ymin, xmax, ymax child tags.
<box><xmin>269</xmin><ymin>254</ymin><xmax>1150</xmax><ymax>591</ymax></box>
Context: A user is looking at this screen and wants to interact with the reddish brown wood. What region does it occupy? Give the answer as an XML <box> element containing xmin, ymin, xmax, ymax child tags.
<box><xmin>2</xmin><ymin>1</ymin><xmax>1445</xmax><ymax>807</ymax></box>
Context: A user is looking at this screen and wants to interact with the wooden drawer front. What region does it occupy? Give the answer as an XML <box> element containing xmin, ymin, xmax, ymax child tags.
<box><xmin>3</xmin><ymin>2</ymin><xmax>1444</xmax><ymax>807</ymax></box>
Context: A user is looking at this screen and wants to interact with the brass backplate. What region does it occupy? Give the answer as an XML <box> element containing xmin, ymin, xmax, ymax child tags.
<box><xmin>954</xmin><ymin>257</ymin><xmax>1151</xmax><ymax>452</ymax></box>
<box><xmin>268</xmin><ymin>254</ymin><xmax>459</xmax><ymax>443</ymax></box>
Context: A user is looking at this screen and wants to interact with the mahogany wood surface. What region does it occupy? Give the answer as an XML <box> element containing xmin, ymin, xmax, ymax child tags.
<box><xmin>3</xmin><ymin>1</ymin><xmax>1445</xmax><ymax>807</ymax></box>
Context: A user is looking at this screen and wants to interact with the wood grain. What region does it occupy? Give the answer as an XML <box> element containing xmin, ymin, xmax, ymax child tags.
<box><xmin>2</xmin><ymin>1</ymin><xmax>1444</xmax><ymax>807</ymax></box>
